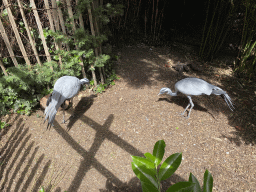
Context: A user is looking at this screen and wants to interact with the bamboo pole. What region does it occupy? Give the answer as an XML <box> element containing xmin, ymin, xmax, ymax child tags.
<box><xmin>137</xmin><ymin>0</ymin><xmax>141</xmax><ymax>17</ymax></box>
<box><xmin>87</xmin><ymin>5</ymin><xmax>98</xmax><ymax>85</ymax></box>
<box><xmin>3</xmin><ymin>0</ymin><xmax>31</xmax><ymax>67</ymax></box>
<box><xmin>0</xmin><ymin>59</ymin><xmax>8</xmax><ymax>76</ymax></box>
<box><xmin>66</xmin><ymin>0</ymin><xmax>76</xmax><ymax>33</ymax></box>
<box><xmin>30</xmin><ymin>0</ymin><xmax>52</xmax><ymax>63</ymax></box>
<box><xmin>151</xmin><ymin>0</ymin><xmax>154</xmax><ymax>34</ymax></box>
<box><xmin>57</xmin><ymin>0</ymin><xmax>67</xmax><ymax>33</ymax></box>
<box><xmin>17</xmin><ymin>0</ymin><xmax>42</xmax><ymax>66</ymax></box>
<box><xmin>44</xmin><ymin>0</ymin><xmax>55</xmax><ymax>31</ymax></box>
<box><xmin>123</xmin><ymin>0</ymin><xmax>129</xmax><ymax>30</ymax></box>
<box><xmin>57</xmin><ymin>0</ymin><xmax>70</xmax><ymax>51</ymax></box>
<box><xmin>0</xmin><ymin>19</ymin><xmax>18</xmax><ymax>67</ymax></box>
<box><xmin>44</xmin><ymin>0</ymin><xmax>63</xmax><ymax>68</ymax></box>
<box><xmin>52</xmin><ymin>0</ymin><xmax>60</xmax><ymax>31</ymax></box>
<box><xmin>66</xmin><ymin>0</ymin><xmax>87</xmax><ymax>78</ymax></box>
<box><xmin>153</xmin><ymin>0</ymin><xmax>159</xmax><ymax>41</ymax></box>
<box><xmin>76</xmin><ymin>0</ymin><xmax>85</xmax><ymax>30</ymax></box>
<box><xmin>92</xmin><ymin>0</ymin><xmax>104</xmax><ymax>83</ymax></box>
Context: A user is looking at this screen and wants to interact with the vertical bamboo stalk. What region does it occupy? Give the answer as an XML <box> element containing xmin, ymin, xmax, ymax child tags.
<box><xmin>57</xmin><ymin>0</ymin><xmax>70</xmax><ymax>51</ymax></box>
<box><xmin>153</xmin><ymin>0</ymin><xmax>159</xmax><ymax>41</ymax></box>
<box><xmin>52</xmin><ymin>0</ymin><xmax>60</xmax><ymax>31</ymax></box>
<box><xmin>151</xmin><ymin>0</ymin><xmax>154</xmax><ymax>33</ymax></box>
<box><xmin>44</xmin><ymin>0</ymin><xmax>55</xmax><ymax>31</ymax></box>
<box><xmin>57</xmin><ymin>0</ymin><xmax>67</xmax><ymax>33</ymax></box>
<box><xmin>76</xmin><ymin>0</ymin><xmax>85</xmax><ymax>29</ymax></box>
<box><xmin>124</xmin><ymin>0</ymin><xmax>129</xmax><ymax>30</ymax></box>
<box><xmin>3</xmin><ymin>0</ymin><xmax>31</xmax><ymax>67</ymax></box>
<box><xmin>199</xmin><ymin>0</ymin><xmax>211</xmax><ymax>57</ymax></box>
<box><xmin>44</xmin><ymin>0</ymin><xmax>63</xmax><ymax>68</ymax></box>
<box><xmin>66</xmin><ymin>0</ymin><xmax>87</xmax><ymax>78</ymax></box>
<box><xmin>30</xmin><ymin>0</ymin><xmax>52</xmax><ymax>63</ymax></box>
<box><xmin>66</xmin><ymin>0</ymin><xmax>76</xmax><ymax>33</ymax></box>
<box><xmin>0</xmin><ymin>19</ymin><xmax>18</xmax><ymax>67</ymax></box>
<box><xmin>144</xmin><ymin>10</ymin><xmax>147</xmax><ymax>37</ymax></box>
<box><xmin>17</xmin><ymin>0</ymin><xmax>42</xmax><ymax>65</ymax></box>
<box><xmin>87</xmin><ymin>5</ymin><xmax>98</xmax><ymax>86</ymax></box>
<box><xmin>137</xmin><ymin>0</ymin><xmax>141</xmax><ymax>17</ymax></box>
<box><xmin>92</xmin><ymin>0</ymin><xmax>104</xmax><ymax>83</ymax></box>
<box><xmin>0</xmin><ymin>59</ymin><xmax>8</xmax><ymax>76</ymax></box>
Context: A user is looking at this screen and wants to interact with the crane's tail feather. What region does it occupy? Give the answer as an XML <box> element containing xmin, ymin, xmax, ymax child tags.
<box><xmin>44</xmin><ymin>91</ymin><xmax>66</xmax><ymax>129</ymax></box>
<box><xmin>223</xmin><ymin>93</ymin><xmax>235</xmax><ymax>111</ymax></box>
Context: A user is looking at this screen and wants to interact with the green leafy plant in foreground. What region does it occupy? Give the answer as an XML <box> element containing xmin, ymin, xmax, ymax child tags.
<box><xmin>131</xmin><ymin>140</ymin><xmax>213</xmax><ymax>192</ymax></box>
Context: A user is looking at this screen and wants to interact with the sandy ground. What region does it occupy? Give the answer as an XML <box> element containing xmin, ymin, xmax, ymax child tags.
<box><xmin>0</xmin><ymin>44</ymin><xmax>256</xmax><ymax>192</ymax></box>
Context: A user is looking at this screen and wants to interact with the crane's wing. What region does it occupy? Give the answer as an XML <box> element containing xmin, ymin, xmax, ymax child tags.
<box><xmin>54</xmin><ymin>76</ymin><xmax>81</xmax><ymax>99</ymax></box>
<box><xmin>175</xmin><ymin>78</ymin><xmax>215</xmax><ymax>96</ymax></box>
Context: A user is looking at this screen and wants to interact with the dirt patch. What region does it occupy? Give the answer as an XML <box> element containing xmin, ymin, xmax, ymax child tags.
<box><xmin>0</xmin><ymin>44</ymin><xmax>256</xmax><ymax>191</ymax></box>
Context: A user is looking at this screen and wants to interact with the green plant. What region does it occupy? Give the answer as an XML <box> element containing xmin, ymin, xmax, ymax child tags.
<box><xmin>0</xmin><ymin>0</ymin><xmax>123</xmax><ymax>117</ymax></box>
<box><xmin>235</xmin><ymin>0</ymin><xmax>256</xmax><ymax>78</ymax></box>
<box><xmin>199</xmin><ymin>0</ymin><xmax>235</xmax><ymax>60</ymax></box>
<box><xmin>131</xmin><ymin>140</ymin><xmax>213</xmax><ymax>192</ymax></box>
<box><xmin>93</xmin><ymin>71</ymin><xmax>119</xmax><ymax>93</ymax></box>
<box><xmin>0</xmin><ymin>120</ymin><xmax>9</xmax><ymax>129</ymax></box>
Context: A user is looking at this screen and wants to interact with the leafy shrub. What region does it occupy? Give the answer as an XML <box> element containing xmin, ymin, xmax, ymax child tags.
<box><xmin>0</xmin><ymin>0</ymin><xmax>124</xmax><ymax>116</ymax></box>
<box><xmin>131</xmin><ymin>140</ymin><xmax>213</xmax><ymax>192</ymax></box>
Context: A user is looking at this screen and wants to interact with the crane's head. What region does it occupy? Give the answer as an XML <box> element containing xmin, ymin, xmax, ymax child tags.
<box><xmin>158</xmin><ymin>88</ymin><xmax>172</xmax><ymax>95</ymax></box>
<box><xmin>80</xmin><ymin>78</ymin><xmax>90</xmax><ymax>85</ymax></box>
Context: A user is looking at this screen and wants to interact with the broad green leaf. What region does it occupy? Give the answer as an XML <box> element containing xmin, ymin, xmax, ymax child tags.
<box><xmin>131</xmin><ymin>156</ymin><xmax>157</xmax><ymax>175</ymax></box>
<box><xmin>189</xmin><ymin>173</ymin><xmax>202</xmax><ymax>192</ymax></box>
<box><xmin>203</xmin><ymin>170</ymin><xmax>213</xmax><ymax>192</ymax></box>
<box><xmin>131</xmin><ymin>162</ymin><xmax>158</xmax><ymax>188</ymax></box>
<box><xmin>141</xmin><ymin>181</ymin><xmax>159</xmax><ymax>192</ymax></box>
<box><xmin>159</xmin><ymin>153</ymin><xmax>182</xmax><ymax>181</ymax></box>
<box><xmin>153</xmin><ymin>140</ymin><xmax>166</xmax><ymax>166</ymax></box>
<box><xmin>144</xmin><ymin>152</ymin><xmax>156</xmax><ymax>163</ymax></box>
<box><xmin>39</xmin><ymin>187</ymin><xmax>45</xmax><ymax>192</ymax></box>
<box><xmin>166</xmin><ymin>182</ymin><xmax>195</xmax><ymax>192</ymax></box>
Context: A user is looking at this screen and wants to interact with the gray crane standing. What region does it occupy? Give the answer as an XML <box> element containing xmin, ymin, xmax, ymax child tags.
<box><xmin>158</xmin><ymin>77</ymin><xmax>234</xmax><ymax>118</ymax></box>
<box><xmin>44</xmin><ymin>76</ymin><xmax>90</xmax><ymax>129</ymax></box>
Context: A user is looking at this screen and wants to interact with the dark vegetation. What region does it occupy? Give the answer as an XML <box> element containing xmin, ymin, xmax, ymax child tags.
<box><xmin>0</xmin><ymin>1</ymin><xmax>255</xmax><ymax>191</ymax></box>
<box><xmin>0</xmin><ymin>0</ymin><xmax>255</xmax><ymax>117</ymax></box>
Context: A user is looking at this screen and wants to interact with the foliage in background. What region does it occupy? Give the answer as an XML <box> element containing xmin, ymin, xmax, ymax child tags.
<box><xmin>0</xmin><ymin>0</ymin><xmax>123</xmax><ymax>116</ymax></box>
<box><xmin>131</xmin><ymin>140</ymin><xmax>213</xmax><ymax>192</ymax></box>
<box><xmin>199</xmin><ymin>0</ymin><xmax>235</xmax><ymax>60</ymax></box>
<box><xmin>235</xmin><ymin>0</ymin><xmax>256</xmax><ymax>79</ymax></box>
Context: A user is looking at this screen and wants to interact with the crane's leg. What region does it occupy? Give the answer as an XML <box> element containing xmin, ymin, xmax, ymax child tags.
<box><xmin>62</xmin><ymin>109</ymin><xmax>65</xmax><ymax>123</ymax></box>
<box><xmin>181</xmin><ymin>96</ymin><xmax>194</xmax><ymax>118</ymax></box>
<box><xmin>186</xmin><ymin>96</ymin><xmax>194</xmax><ymax>118</ymax></box>
<box><xmin>181</xmin><ymin>103</ymin><xmax>190</xmax><ymax>116</ymax></box>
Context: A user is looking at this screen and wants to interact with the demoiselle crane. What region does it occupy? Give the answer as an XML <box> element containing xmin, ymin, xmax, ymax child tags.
<box><xmin>44</xmin><ymin>76</ymin><xmax>90</xmax><ymax>129</ymax></box>
<box><xmin>158</xmin><ymin>77</ymin><xmax>234</xmax><ymax>118</ymax></box>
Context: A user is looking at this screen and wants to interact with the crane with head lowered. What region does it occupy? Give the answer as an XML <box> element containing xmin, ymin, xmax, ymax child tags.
<box><xmin>44</xmin><ymin>76</ymin><xmax>90</xmax><ymax>129</ymax></box>
<box><xmin>158</xmin><ymin>77</ymin><xmax>234</xmax><ymax>118</ymax></box>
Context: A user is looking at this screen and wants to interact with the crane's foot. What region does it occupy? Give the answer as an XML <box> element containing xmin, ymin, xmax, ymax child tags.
<box><xmin>70</xmin><ymin>114</ymin><xmax>77</xmax><ymax>119</ymax></box>
<box><xmin>180</xmin><ymin>112</ymin><xmax>190</xmax><ymax>119</ymax></box>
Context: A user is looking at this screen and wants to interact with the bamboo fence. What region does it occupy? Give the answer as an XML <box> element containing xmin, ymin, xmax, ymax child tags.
<box><xmin>0</xmin><ymin>0</ymin><xmax>101</xmax><ymax>83</ymax></box>
<box><xmin>0</xmin><ymin>0</ymin><xmax>167</xmax><ymax>81</ymax></box>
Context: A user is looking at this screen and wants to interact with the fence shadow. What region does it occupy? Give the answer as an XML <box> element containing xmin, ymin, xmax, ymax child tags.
<box><xmin>53</xmin><ymin>111</ymin><xmax>187</xmax><ymax>191</ymax></box>
<box><xmin>0</xmin><ymin>118</ymin><xmax>51</xmax><ymax>192</ymax></box>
